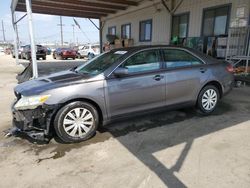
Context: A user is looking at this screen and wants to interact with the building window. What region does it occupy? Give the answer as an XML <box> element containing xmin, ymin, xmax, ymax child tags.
<box><xmin>139</xmin><ymin>19</ymin><xmax>152</xmax><ymax>42</ymax></box>
<box><xmin>202</xmin><ymin>5</ymin><xmax>231</xmax><ymax>36</ymax></box>
<box><xmin>121</xmin><ymin>24</ymin><xmax>131</xmax><ymax>39</ymax></box>
<box><xmin>108</xmin><ymin>26</ymin><xmax>116</xmax><ymax>35</ymax></box>
<box><xmin>171</xmin><ymin>13</ymin><xmax>189</xmax><ymax>40</ymax></box>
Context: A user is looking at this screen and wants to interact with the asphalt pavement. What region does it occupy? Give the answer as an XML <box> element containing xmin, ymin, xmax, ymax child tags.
<box><xmin>1</xmin><ymin>54</ymin><xmax>250</xmax><ymax>188</ymax></box>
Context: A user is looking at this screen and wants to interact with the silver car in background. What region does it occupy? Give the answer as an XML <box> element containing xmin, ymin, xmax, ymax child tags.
<box><xmin>12</xmin><ymin>46</ymin><xmax>234</xmax><ymax>143</ymax></box>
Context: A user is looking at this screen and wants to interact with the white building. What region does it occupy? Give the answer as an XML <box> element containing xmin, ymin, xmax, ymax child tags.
<box><xmin>101</xmin><ymin>0</ymin><xmax>250</xmax><ymax>53</ymax></box>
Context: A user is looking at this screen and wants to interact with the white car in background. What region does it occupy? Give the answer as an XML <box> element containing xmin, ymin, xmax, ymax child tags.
<box><xmin>0</xmin><ymin>47</ymin><xmax>4</xmax><ymax>55</ymax></box>
<box><xmin>77</xmin><ymin>44</ymin><xmax>100</xmax><ymax>59</ymax></box>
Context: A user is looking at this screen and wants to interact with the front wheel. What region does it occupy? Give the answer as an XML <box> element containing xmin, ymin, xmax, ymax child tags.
<box><xmin>196</xmin><ymin>85</ymin><xmax>219</xmax><ymax>115</ymax></box>
<box><xmin>54</xmin><ymin>101</ymin><xmax>99</xmax><ymax>143</ymax></box>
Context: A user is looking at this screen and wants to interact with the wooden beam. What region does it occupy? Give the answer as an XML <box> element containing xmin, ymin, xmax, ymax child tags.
<box><xmin>17</xmin><ymin>3</ymin><xmax>108</xmax><ymax>17</ymax></box>
<box><xmin>16</xmin><ymin>6</ymin><xmax>101</xmax><ymax>19</ymax></box>
<box><xmin>19</xmin><ymin>0</ymin><xmax>116</xmax><ymax>14</ymax></box>
<box><xmin>97</xmin><ymin>0</ymin><xmax>138</xmax><ymax>6</ymax></box>
<box><xmin>18</xmin><ymin>0</ymin><xmax>117</xmax><ymax>14</ymax></box>
<box><xmin>42</xmin><ymin>0</ymin><xmax>127</xmax><ymax>10</ymax></box>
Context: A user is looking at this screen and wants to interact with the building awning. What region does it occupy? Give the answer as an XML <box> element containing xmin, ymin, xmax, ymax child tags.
<box><xmin>11</xmin><ymin>0</ymin><xmax>141</xmax><ymax>19</ymax></box>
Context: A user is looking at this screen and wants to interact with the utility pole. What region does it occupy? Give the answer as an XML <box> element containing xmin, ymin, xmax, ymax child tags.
<box><xmin>71</xmin><ymin>24</ymin><xmax>75</xmax><ymax>46</ymax></box>
<box><xmin>1</xmin><ymin>20</ymin><xmax>6</xmax><ymax>42</ymax></box>
<box><xmin>57</xmin><ymin>16</ymin><xmax>64</xmax><ymax>46</ymax></box>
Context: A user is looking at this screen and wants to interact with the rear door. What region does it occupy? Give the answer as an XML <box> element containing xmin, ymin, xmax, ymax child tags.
<box><xmin>162</xmin><ymin>48</ymin><xmax>209</xmax><ymax>105</ymax></box>
<box><xmin>105</xmin><ymin>49</ymin><xmax>166</xmax><ymax>118</ymax></box>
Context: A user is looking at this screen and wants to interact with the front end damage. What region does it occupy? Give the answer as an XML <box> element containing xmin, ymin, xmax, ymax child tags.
<box><xmin>11</xmin><ymin>97</ymin><xmax>58</xmax><ymax>141</ymax></box>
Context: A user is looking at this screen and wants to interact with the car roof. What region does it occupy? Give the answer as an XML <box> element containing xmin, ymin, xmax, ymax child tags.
<box><xmin>110</xmin><ymin>45</ymin><xmax>218</xmax><ymax>64</ymax></box>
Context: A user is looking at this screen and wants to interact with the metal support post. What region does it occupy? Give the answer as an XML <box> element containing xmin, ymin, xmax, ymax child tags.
<box><xmin>99</xmin><ymin>19</ymin><xmax>103</xmax><ymax>53</ymax></box>
<box><xmin>11</xmin><ymin>12</ymin><xmax>19</xmax><ymax>65</ymax></box>
<box><xmin>25</xmin><ymin>0</ymin><xmax>38</xmax><ymax>78</ymax></box>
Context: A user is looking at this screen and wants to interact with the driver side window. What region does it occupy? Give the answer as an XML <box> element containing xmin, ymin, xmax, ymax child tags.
<box><xmin>121</xmin><ymin>50</ymin><xmax>160</xmax><ymax>74</ymax></box>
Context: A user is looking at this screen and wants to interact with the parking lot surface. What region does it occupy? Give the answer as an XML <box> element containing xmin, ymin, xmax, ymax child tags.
<box><xmin>0</xmin><ymin>54</ymin><xmax>250</xmax><ymax>188</ymax></box>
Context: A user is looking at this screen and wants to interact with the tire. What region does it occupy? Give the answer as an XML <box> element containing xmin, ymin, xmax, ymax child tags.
<box><xmin>196</xmin><ymin>85</ymin><xmax>219</xmax><ymax>115</ymax></box>
<box><xmin>88</xmin><ymin>53</ymin><xmax>94</xmax><ymax>60</ymax></box>
<box><xmin>76</xmin><ymin>53</ymin><xmax>81</xmax><ymax>59</ymax></box>
<box><xmin>54</xmin><ymin>101</ymin><xmax>99</xmax><ymax>143</ymax></box>
<box><xmin>53</xmin><ymin>54</ymin><xmax>56</xmax><ymax>59</ymax></box>
<box><xmin>26</xmin><ymin>54</ymin><xmax>30</xmax><ymax>60</ymax></box>
<box><xmin>43</xmin><ymin>56</ymin><xmax>46</xmax><ymax>60</ymax></box>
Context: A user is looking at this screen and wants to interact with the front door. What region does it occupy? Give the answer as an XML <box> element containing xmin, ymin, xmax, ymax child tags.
<box><xmin>105</xmin><ymin>49</ymin><xmax>166</xmax><ymax>118</ymax></box>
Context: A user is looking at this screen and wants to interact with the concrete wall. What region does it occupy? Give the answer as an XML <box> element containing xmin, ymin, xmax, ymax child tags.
<box><xmin>101</xmin><ymin>0</ymin><xmax>250</xmax><ymax>46</ymax></box>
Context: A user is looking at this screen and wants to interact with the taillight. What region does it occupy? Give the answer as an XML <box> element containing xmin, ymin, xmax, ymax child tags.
<box><xmin>226</xmin><ymin>64</ymin><xmax>234</xmax><ymax>73</ymax></box>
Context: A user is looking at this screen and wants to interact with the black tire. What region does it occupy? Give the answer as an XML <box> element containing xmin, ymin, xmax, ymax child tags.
<box><xmin>88</xmin><ymin>53</ymin><xmax>94</xmax><ymax>60</ymax></box>
<box><xmin>43</xmin><ymin>56</ymin><xmax>46</xmax><ymax>60</ymax></box>
<box><xmin>26</xmin><ymin>54</ymin><xmax>31</xmax><ymax>60</ymax></box>
<box><xmin>196</xmin><ymin>85</ymin><xmax>219</xmax><ymax>115</ymax></box>
<box><xmin>76</xmin><ymin>53</ymin><xmax>81</xmax><ymax>59</ymax></box>
<box><xmin>54</xmin><ymin>101</ymin><xmax>99</xmax><ymax>143</ymax></box>
<box><xmin>53</xmin><ymin>54</ymin><xmax>56</xmax><ymax>59</ymax></box>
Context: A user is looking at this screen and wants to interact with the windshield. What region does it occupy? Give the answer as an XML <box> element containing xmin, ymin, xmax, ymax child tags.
<box><xmin>75</xmin><ymin>51</ymin><xmax>125</xmax><ymax>76</ymax></box>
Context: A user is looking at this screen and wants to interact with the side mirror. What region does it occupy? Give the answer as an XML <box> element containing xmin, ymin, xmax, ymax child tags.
<box><xmin>113</xmin><ymin>67</ymin><xmax>128</xmax><ymax>77</ymax></box>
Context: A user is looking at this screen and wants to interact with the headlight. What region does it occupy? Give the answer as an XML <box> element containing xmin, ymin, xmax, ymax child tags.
<box><xmin>14</xmin><ymin>95</ymin><xmax>50</xmax><ymax>110</ymax></box>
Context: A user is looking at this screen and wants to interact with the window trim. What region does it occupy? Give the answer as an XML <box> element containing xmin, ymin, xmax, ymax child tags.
<box><xmin>139</xmin><ymin>19</ymin><xmax>153</xmax><ymax>42</ymax></box>
<box><xmin>108</xmin><ymin>26</ymin><xmax>116</xmax><ymax>35</ymax></box>
<box><xmin>121</xmin><ymin>23</ymin><xmax>131</xmax><ymax>39</ymax></box>
<box><xmin>171</xmin><ymin>12</ymin><xmax>190</xmax><ymax>39</ymax></box>
<box><xmin>201</xmin><ymin>4</ymin><xmax>232</xmax><ymax>37</ymax></box>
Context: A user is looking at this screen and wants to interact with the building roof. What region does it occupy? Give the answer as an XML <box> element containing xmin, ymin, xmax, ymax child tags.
<box><xmin>11</xmin><ymin>0</ymin><xmax>141</xmax><ymax>19</ymax></box>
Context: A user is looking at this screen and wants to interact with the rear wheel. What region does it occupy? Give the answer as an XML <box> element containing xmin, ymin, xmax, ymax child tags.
<box><xmin>197</xmin><ymin>85</ymin><xmax>219</xmax><ymax>114</ymax></box>
<box><xmin>54</xmin><ymin>101</ymin><xmax>99</xmax><ymax>143</ymax></box>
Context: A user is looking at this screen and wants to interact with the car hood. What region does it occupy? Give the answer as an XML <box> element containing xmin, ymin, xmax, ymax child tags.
<box><xmin>15</xmin><ymin>70</ymin><xmax>96</xmax><ymax>96</ymax></box>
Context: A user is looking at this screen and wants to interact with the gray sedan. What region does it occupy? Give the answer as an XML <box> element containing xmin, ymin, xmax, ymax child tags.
<box><xmin>12</xmin><ymin>46</ymin><xmax>234</xmax><ymax>143</ymax></box>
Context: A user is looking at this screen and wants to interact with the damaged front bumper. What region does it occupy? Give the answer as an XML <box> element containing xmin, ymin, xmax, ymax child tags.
<box><xmin>11</xmin><ymin>103</ymin><xmax>58</xmax><ymax>141</ymax></box>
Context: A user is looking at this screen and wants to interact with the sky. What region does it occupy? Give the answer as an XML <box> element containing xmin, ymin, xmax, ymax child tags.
<box><xmin>0</xmin><ymin>0</ymin><xmax>100</xmax><ymax>45</ymax></box>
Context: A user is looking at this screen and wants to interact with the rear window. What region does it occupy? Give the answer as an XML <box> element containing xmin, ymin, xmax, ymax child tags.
<box><xmin>162</xmin><ymin>49</ymin><xmax>203</xmax><ymax>68</ymax></box>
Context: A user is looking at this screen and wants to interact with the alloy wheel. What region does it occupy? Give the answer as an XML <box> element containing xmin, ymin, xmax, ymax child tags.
<box><xmin>63</xmin><ymin>107</ymin><xmax>94</xmax><ymax>138</ymax></box>
<box><xmin>201</xmin><ymin>89</ymin><xmax>218</xmax><ymax>111</ymax></box>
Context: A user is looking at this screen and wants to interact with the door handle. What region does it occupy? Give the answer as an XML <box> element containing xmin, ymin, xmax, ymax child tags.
<box><xmin>153</xmin><ymin>75</ymin><xmax>163</xmax><ymax>81</ymax></box>
<box><xmin>200</xmin><ymin>68</ymin><xmax>207</xmax><ymax>73</ymax></box>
